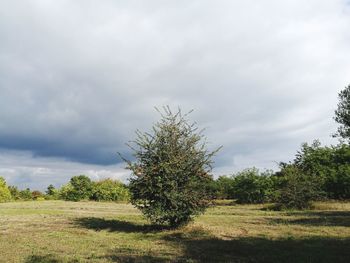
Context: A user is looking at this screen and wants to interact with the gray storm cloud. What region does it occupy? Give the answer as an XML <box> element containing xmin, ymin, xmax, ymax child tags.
<box><xmin>0</xmin><ymin>0</ymin><xmax>349</xmax><ymax>189</ymax></box>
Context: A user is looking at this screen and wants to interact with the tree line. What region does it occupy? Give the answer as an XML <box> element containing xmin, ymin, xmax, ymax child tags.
<box><xmin>0</xmin><ymin>176</ymin><xmax>129</xmax><ymax>202</ymax></box>
<box><xmin>213</xmin><ymin>141</ymin><xmax>350</xmax><ymax>207</ymax></box>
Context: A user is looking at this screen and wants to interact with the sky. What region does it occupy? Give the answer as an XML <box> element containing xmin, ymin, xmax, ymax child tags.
<box><xmin>0</xmin><ymin>0</ymin><xmax>350</xmax><ymax>190</ymax></box>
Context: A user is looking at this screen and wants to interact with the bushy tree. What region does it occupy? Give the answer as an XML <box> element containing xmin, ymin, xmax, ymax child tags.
<box><xmin>59</xmin><ymin>183</ymin><xmax>75</xmax><ymax>200</ymax></box>
<box><xmin>19</xmin><ymin>188</ymin><xmax>32</xmax><ymax>200</ymax></box>
<box><xmin>214</xmin><ymin>176</ymin><xmax>235</xmax><ymax>199</ymax></box>
<box><xmin>91</xmin><ymin>179</ymin><xmax>130</xmax><ymax>202</ymax></box>
<box><xmin>0</xmin><ymin>177</ymin><xmax>11</xmax><ymax>202</ymax></box>
<box><xmin>274</xmin><ymin>165</ymin><xmax>323</xmax><ymax>210</ymax></box>
<box><xmin>8</xmin><ymin>185</ymin><xmax>21</xmax><ymax>200</ymax></box>
<box><xmin>334</xmin><ymin>84</ymin><xmax>350</xmax><ymax>142</ymax></box>
<box><xmin>60</xmin><ymin>175</ymin><xmax>93</xmax><ymax>201</ymax></box>
<box><xmin>231</xmin><ymin>168</ymin><xmax>274</xmax><ymax>204</ymax></box>
<box><xmin>122</xmin><ymin>107</ymin><xmax>220</xmax><ymax>227</ymax></box>
<box><xmin>45</xmin><ymin>184</ymin><xmax>59</xmax><ymax>200</ymax></box>
<box><xmin>46</xmin><ymin>184</ymin><xmax>56</xmax><ymax>195</ymax></box>
<box><xmin>292</xmin><ymin>140</ymin><xmax>350</xmax><ymax>199</ymax></box>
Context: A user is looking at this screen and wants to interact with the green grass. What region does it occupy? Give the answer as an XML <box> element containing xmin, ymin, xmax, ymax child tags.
<box><xmin>0</xmin><ymin>201</ymin><xmax>349</xmax><ymax>262</ymax></box>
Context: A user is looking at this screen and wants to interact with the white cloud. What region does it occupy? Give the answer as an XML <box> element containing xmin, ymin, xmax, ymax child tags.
<box><xmin>0</xmin><ymin>0</ymin><xmax>349</xmax><ymax>188</ymax></box>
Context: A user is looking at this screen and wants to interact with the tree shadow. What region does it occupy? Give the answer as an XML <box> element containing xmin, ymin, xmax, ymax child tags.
<box><xmin>269</xmin><ymin>211</ymin><xmax>350</xmax><ymax>227</ymax></box>
<box><xmin>74</xmin><ymin>217</ymin><xmax>172</xmax><ymax>233</ymax></box>
<box><xmin>25</xmin><ymin>224</ymin><xmax>350</xmax><ymax>263</ymax></box>
<box><xmin>175</xmin><ymin>236</ymin><xmax>350</xmax><ymax>263</ymax></box>
<box><xmin>102</xmin><ymin>233</ymin><xmax>350</xmax><ymax>263</ymax></box>
<box><xmin>102</xmin><ymin>254</ymin><xmax>170</xmax><ymax>263</ymax></box>
<box><xmin>73</xmin><ymin>215</ymin><xmax>350</xmax><ymax>262</ymax></box>
<box><xmin>24</xmin><ymin>254</ymin><xmax>77</xmax><ymax>263</ymax></box>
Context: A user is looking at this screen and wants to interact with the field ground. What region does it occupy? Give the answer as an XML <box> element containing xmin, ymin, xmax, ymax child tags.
<box><xmin>0</xmin><ymin>201</ymin><xmax>350</xmax><ymax>262</ymax></box>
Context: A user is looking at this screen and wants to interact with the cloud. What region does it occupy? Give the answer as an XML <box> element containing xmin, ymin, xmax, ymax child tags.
<box><xmin>0</xmin><ymin>150</ymin><xmax>128</xmax><ymax>190</ymax></box>
<box><xmin>0</xmin><ymin>0</ymin><xmax>349</xmax><ymax>188</ymax></box>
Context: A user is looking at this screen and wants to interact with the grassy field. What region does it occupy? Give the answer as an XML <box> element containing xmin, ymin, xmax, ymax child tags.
<box><xmin>0</xmin><ymin>201</ymin><xmax>349</xmax><ymax>262</ymax></box>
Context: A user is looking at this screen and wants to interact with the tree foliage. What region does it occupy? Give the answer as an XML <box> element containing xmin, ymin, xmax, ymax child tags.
<box><xmin>292</xmin><ymin>141</ymin><xmax>350</xmax><ymax>199</ymax></box>
<box><xmin>214</xmin><ymin>176</ymin><xmax>235</xmax><ymax>199</ymax></box>
<box><xmin>123</xmin><ymin>107</ymin><xmax>220</xmax><ymax>227</ymax></box>
<box><xmin>60</xmin><ymin>175</ymin><xmax>93</xmax><ymax>201</ymax></box>
<box><xmin>274</xmin><ymin>165</ymin><xmax>323</xmax><ymax>210</ymax></box>
<box><xmin>19</xmin><ymin>188</ymin><xmax>32</xmax><ymax>200</ymax></box>
<box><xmin>0</xmin><ymin>177</ymin><xmax>11</xmax><ymax>202</ymax></box>
<box><xmin>231</xmin><ymin>168</ymin><xmax>274</xmax><ymax>204</ymax></box>
<box><xmin>46</xmin><ymin>184</ymin><xmax>56</xmax><ymax>196</ymax></box>
<box><xmin>335</xmin><ymin>84</ymin><xmax>350</xmax><ymax>142</ymax></box>
<box><xmin>8</xmin><ymin>185</ymin><xmax>21</xmax><ymax>200</ymax></box>
<box><xmin>91</xmin><ymin>179</ymin><xmax>130</xmax><ymax>202</ymax></box>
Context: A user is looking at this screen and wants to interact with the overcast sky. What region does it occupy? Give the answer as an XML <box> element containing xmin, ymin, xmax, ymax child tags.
<box><xmin>0</xmin><ymin>0</ymin><xmax>350</xmax><ymax>190</ymax></box>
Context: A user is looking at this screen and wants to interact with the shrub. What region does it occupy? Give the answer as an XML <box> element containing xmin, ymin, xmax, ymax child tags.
<box><xmin>274</xmin><ymin>165</ymin><xmax>323</xmax><ymax>210</ymax></box>
<box><xmin>0</xmin><ymin>177</ymin><xmax>11</xmax><ymax>202</ymax></box>
<box><xmin>231</xmin><ymin>168</ymin><xmax>274</xmax><ymax>204</ymax></box>
<box><xmin>123</xmin><ymin>107</ymin><xmax>220</xmax><ymax>227</ymax></box>
<box><xmin>91</xmin><ymin>179</ymin><xmax>130</xmax><ymax>202</ymax></box>
<box><xmin>31</xmin><ymin>190</ymin><xmax>44</xmax><ymax>200</ymax></box>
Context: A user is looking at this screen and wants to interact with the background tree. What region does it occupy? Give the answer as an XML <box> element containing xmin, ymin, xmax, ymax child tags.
<box><xmin>231</xmin><ymin>168</ymin><xmax>274</xmax><ymax>204</ymax></box>
<box><xmin>122</xmin><ymin>107</ymin><xmax>220</xmax><ymax>228</ymax></box>
<box><xmin>0</xmin><ymin>177</ymin><xmax>11</xmax><ymax>202</ymax></box>
<box><xmin>60</xmin><ymin>175</ymin><xmax>93</xmax><ymax>201</ymax></box>
<box><xmin>8</xmin><ymin>185</ymin><xmax>20</xmax><ymax>200</ymax></box>
<box><xmin>45</xmin><ymin>184</ymin><xmax>59</xmax><ymax>200</ymax></box>
<box><xmin>286</xmin><ymin>140</ymin><xmax>350</xmax><ymax>200</ymax></box>
<box><xmin>274</xmin><ymin>164</ymin><xmax>323</xmax><ymax>210</ymax></box>
<box><xmin>19</xmin><ymin>188</ymin><xmax>32</xmax><ymax>200</ymax></box>
<box><xmin>46</xmin><ymin>184</ymin><xmax>56</xmax><ymax>196</ymax></box>
<box><xmin>214</xmin><ymin>176</ymin><xmax>235</xmax><ymax>199</ymax></box>
<box><xmin>91</xmin><ymin>179</ymin><xmax>130</xmax><ymax>202</ymax></box>
<box><xmin>335</xmin><ymin>84</ymin><xmax>350</xmax><ymax>142</ymax></box>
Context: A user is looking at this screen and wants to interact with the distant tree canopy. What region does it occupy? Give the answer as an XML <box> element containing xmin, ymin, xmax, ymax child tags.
<box><xmin>335</xmin><ymin>84</ymin><xmax>350</xmax><ymax>142</ymax></box>
<box><xmin>292</xmin><ymin>140</ymin><xmax>350</xmax><ymax>199</ymax></box>
<box><xmin>214</xmin><ymin>168</ymin><xmax>275</xmax><ymax>204</ymax></box>
<box><xmin>274</xmin><ymin>164</ymin><xmax>323</xmax><ymax>210</ymax></box>
<box><xmin>58</xmin><ymin>176</ymin><xmax>129</xmax><ymax>202</ymax></box>
<box><xmin>0</xmin><ymin>177</ymin><xmax>11</xmax><ymax>202</ymax></box>
<box><xmin>231</xmin><ymin>168</ymin><xmax>275</xmax><ymax>204</ymax></box>
<box><xmin>123</xmin><ymin>107</ymin><xmax>220</xmax><ymax>227</ymax></box>
<box><xmin>60</xmin><ymin>175</ymin><xmax>93</xmax><ymax>201</ymax></box>
<box><xmin>90</xmin><ymin>179</ymin><xmax>130</xmax><ymax>202</ymax></box>
<box><xmin>46</xmin><ymin>184</ymin><xmax>56</xmax><ymax>196</ymax></box>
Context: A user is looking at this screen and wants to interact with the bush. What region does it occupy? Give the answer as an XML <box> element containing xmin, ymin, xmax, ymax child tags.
<box><xmin>0</xmin><ymin>177</ymin><xmax>11</xmax><ymax>202</ymax></box>
<box><xmin>91</xmin><ymin>179</ymin><xmax>130</xmax><ymax>202</ymax></box>
<box><xmin>231</xmin><ymin>168</ymin><xmax>274</xmax><ymax>204</ymax></box>
<box><xmin>31</xmin><ymin>190</ymin><xmax>44</xmax><ymax>200</ymax></box>
<box><xmin>274</xmin><ymin>165</ymin><xmax>323</xmax><ymax>210</ymax></box>
<box><xmin>123</xmin><ymin>107</ymin><xmax>220</xmax><ymax>227</ymax></box>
